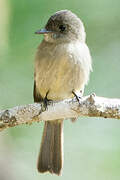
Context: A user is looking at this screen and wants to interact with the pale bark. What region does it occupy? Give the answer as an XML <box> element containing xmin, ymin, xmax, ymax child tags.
<box><xmin>0</xmin><ymin>94</ymin><xmax>120</xmax><ymax>131</ymax></box>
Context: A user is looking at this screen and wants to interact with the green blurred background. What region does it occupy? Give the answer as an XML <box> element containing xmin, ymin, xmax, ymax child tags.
<box><xmin>0</xmin><ymin>0</ymin><xmax>120</xmax><ymax>179</ymax></box>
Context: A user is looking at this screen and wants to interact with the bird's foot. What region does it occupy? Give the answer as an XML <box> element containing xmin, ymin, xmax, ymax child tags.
<box><xmin>40</xmin><ymin>99</ymin><xmax>48</xmax><ymax>112</ymax></box>
<box><xmin>71</xmin><ymin>90</ymin><xmax>82</xmax><ymax>123</ymax></box>
<box><xmin>41</xmin><ymin>90</ymin><xmax>51</xmax><ymax>112</ymax></box>
<box><xmin>38</xmin><ymin>90</ymin><xmax>52</xmax><ymax>115</ymax></box>
<box><xmin>72</xmin><ymin>90</ymin><xmax>82</xmax><ymax>103</ymax></box>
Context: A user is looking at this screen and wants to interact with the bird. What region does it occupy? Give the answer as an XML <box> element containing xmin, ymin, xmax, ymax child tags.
<box><xmin>34</xmin><ymin>9</ymin><xmax>92</xmax><ymax>175</ymax></box>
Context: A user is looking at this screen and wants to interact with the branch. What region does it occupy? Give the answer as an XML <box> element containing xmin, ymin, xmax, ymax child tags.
<box><xmin>0</xmin><ymin>94</ymin><xmax>120</xmax><ymax>131</ymax></box>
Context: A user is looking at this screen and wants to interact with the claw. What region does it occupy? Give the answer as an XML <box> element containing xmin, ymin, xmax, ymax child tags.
<box><xmin>41</xmin><ymin>101</ymin><xmax>48</xmax><ymax>112</ymax></box>
<box><xmin>72</xmin><ymin>90</ymin><xmax>81</xmax><ymax>103</ymax></box>
<box><xmin>37</xmin><ymin>90</ymin><xmax>51</xmax><ymax>115</ymax></box>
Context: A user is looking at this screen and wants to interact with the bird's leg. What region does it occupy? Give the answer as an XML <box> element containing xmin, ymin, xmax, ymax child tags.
<box><xmin>72</xmin><ymin>90</ymin><xmax>82</xmax><ymax>103</ymax></box>
<box><xmin>34</xmin><ymin>91</ymin><xmax>51</xmax><ymax>119</ymax></box>
<box><xmin>71</xmin><ymin>90</ymin><xmax>83</xmax><ymax>122</ymax></box>
<box><xmin>41</xmin><ymin>90</ymin><xmax>50</xmax><ymax>112</ymax></box>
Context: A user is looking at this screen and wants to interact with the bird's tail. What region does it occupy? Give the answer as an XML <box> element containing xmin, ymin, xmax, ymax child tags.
<box><xmin>37</xmin><ymin>120</ymin><xmax>63</xmax><ymax>175</ymax></box>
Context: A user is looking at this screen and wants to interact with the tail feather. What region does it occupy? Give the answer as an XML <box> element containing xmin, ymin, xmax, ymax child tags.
<box><xmin>37</xmin><ymin>120</ymin><xmax>63</xmax><ymax>175</ymax></box>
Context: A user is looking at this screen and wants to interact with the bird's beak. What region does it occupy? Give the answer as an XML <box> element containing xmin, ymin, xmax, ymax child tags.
<box><xmin>35</xmin><ymin>28</ymin><xmax>52</xmax><ymax>34</ymax></box>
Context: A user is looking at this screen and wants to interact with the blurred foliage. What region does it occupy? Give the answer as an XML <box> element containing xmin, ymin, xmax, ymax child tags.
<box><xmin>0</xmin><ymin>0</ymin><xmax>120</xmax><ymax>179</ymax></box>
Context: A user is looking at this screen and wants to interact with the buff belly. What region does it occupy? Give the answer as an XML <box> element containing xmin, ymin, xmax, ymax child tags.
<box><xmin>35</xmin><ymin>56</ymin><xmax>85</xmax><ymax>101</ymax></box>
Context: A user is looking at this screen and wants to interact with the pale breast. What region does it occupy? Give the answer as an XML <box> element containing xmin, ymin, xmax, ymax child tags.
<box><xmin>35</xmin><ymin>41</ymin><xmax>91</xmax><ymax>100</ymax></box>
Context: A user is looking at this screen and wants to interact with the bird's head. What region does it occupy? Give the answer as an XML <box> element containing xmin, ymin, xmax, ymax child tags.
<box><xmin>35</xmin><ymin>10</ymin><xmax>86</xmax><ymax>44</ymax></box>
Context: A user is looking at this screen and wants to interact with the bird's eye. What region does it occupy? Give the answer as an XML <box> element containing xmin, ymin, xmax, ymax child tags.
<box><xmin>59</xmin><ymin>25</ymin><xmax>66</xmax><ymax>32</ymax></box>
